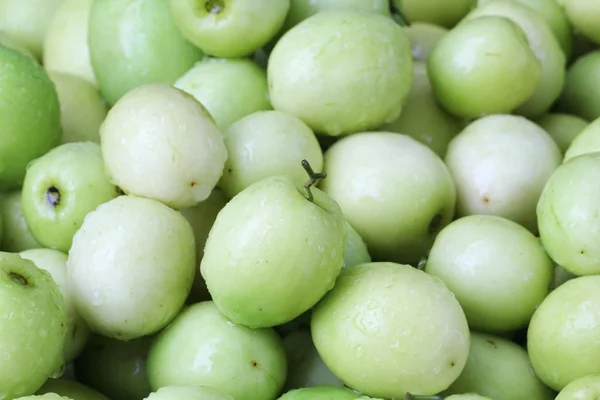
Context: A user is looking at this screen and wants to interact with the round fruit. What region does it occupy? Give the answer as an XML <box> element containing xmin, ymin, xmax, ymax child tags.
<box><xmin>564</xmin><ymin>117</ymin><xmax>600</xmax><ymax>161</ymax></box>
<box><xmin>556</xmin><ymin>375</ymin><xmax>600</xmax><ymax>400</ymax></box>
<box><xmin>277</xmin><ymin>386</ymin><xmax>361</xmax><ymax>400</ymax></box>
<box><xmin>535</xmin><ymin>112</ymin><xmax>588</xmax><ymax>154</ymax></box>
<box><xmin>393</xmin><ymin>0</ymin><xmax>477</xmax><ymax>28</ymax></box>
<box><xmin>558</xmin><ymin>50</ymin><xmax>600</xmax><ymax>121</ymax></box>
<box><xmin>561</xmin><ymin>0</ymin><xmax>600</xmax><ymax>46</ymax></box>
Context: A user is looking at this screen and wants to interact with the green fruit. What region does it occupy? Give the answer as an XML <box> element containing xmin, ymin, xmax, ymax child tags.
<box><xmin>535</xmin><ymin>112</ymin><xmax>588</xmax><ymax>154</ymax></box>
<box><xmin>37</xmin><ymin>379</ymin><xmax>109</xmax><ymax>400</ymax></box>
<box><xmin>144</xmin><ymin>385</ymin><xmax>234</xmax><ymax>400</ymax></box>
<box><xmin>556</xmin><ymin>375</ymin><xmax>600</xmax><ymax>399</ymax></box>
<box><xmin>100</xmin><ymin>84</ymin><xmax>227</xmax><ymax>210</ymax></box>
<box><xmin>146</xmin><ymin>301</ymin><xmax>287</xmax><ymax>400</ymax></box>
<box><xmin>444</xmin><ymin>332</ymin><xmax>554</xmax><ymax>400</ymax></box>
<box><xmin>528</xmin><ymin>276</ymin><xmax>600</xmax><ymax>391</ymax></box>
<box><xmin>68</xmin><ymin>195</ymin><xmax>196</xmax><ymax>340</ymax></box>
<box><xmin>445</xmin><ymin>115</ymin><xmax>562</xmax><ymax>233</ymax></box>
<box><xmin>268</xmin><ymin>10</ymin><xmax>413</xmax><ymax>136</ymax></box>
<box><xmin>169</xmin><ymin>0</ymin><xmax>290</xmax><ymax>58</ymax></box>
<box><xmin>464</xmin><ymin>0</ymin><xmax>566</xmax><ymax>117</ymax></box>
<box><xmin>320</xmin><ymin>132</ymin><xmax>456</xmax><ymax>265</ymax></box>
<box><xmin>219</xmin><ymin>110</ymin><xmax>323</xmax><ymax>199</ymax></box>
<box><xmin>343</xmin><ymin>221</ymin><xmax>371</xmax><ymax>268</ymax></box>
<box><xmin>0</xmin><ymin>252</ymin><xmax>68</xmax><ymax>398</ymax></box>
<box><xmin>174</xmin><ymin>58</ymin><xmax>271</xmax><ymax>130</ymax></box>
<box><xmin>403</xmin><ymin>22</ymin><xmax>449</xmax><ymax>62</ymax></box>
<box><xmin>427</xmin><ymin>16</ymin><xmax>541</xmax><ymax>119</ymax></box>
<box><xmin>0</xmin><ymin>30</ymin><xmax>36</xmax><ymax>59</ymax></box>
<box><xmin>311</xmin><ymin>262</ymin><xmax>470</xmax><ymax>398</ymax></box>
<box><xmin>48</xmin><ymin>71</ymin><xmax>108</xmax><ymax>144</ymax></box>
<box><xmin>0</xmin><ymin>46</ymin><xmax>62</xmax><ymax>189</ymax></box>
<box><xmin>393</xmin><ymin>0</ymin><xmax>477</xmax><ymax>28</ymax></box>
<box><xmin>15</xmin><ymin>395</ymin><xmax>73</xmax><ymax>400</ymax></box>
<box><xmin>20</xmin><ymin>248</ymin><xmax>90</xmax><ymax>363</ymax></box>
<box><xmin>278</xmin><ymin>386</ymin><xmax>361</xmax><ymax>400</ymax></box>
<box><xmin>537</xmin><ymin>152</ymin><xmax>600</xmax><ymax>275</ymax></box>
<box><xmin>558</xmin><ymin>50</ymin><xmax>600</xmax><ymax>121</ymax></box>
<box><xmin>445</xmin><ymin>395</ymin><xmax>493</xmax><ymax>400</ymax></box>
<box><xmin>561</xmin><ymin>0</ymin><xmax>600</xmax><ymax>46</ymax></box>
<box><xmin>22</xmin><ymin>142</ymin><xmax>118</xmax><ymax>253</ymax></box>
<box><xmin>0</xmin><ymin>190</ymin><xmax>41</xmax><ymax>252</ymax></box>
<box><xmin>564</xmin><ymin>116</ymin><xmax>600</xmax><ymax>162</ymax></box>
<box><xmin>43</xmin><ymin>0</ymin><xmax>97</xmax><ymax>85</ymax></box>
<box><xmin>201</xmin><ymin>175</ymin><xmax>346</xmax><ymax>328</ymax></box>
<box><xmin>74</xmin><ymin>334</ymin><xmax>153</xmax><ymax>400</ymax></box>
<box><xmin>380</xmin><ymin>61</ymin><xmax>464</xmax><ymax>158</ymax></box>
<box><xmin>88</xmin><ymin>0</ymin><xmax>203</xmax><ymax>105</ymax></box>
<box><xmin>283</xmin><ymin>0</ymin><xmax>391</xmax><ymax>30</ymax></box>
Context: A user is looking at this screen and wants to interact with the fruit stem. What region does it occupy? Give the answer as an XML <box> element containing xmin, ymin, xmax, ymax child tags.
<box><xmin>405</xmin><ymin>394</ymin><xmax>443</xmax><ymax>400</ymax></box>
<box><xmin>301</xmin><ymin>159</ymin><xmax>326</xmax><ymax>203</ymax></box>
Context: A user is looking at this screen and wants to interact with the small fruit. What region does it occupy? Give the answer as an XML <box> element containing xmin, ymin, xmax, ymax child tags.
<box><xmin>557</xmin><ymin>50</ymin><xmax>600</xmax><ymax>121</ymax></box>
<box><xmin>556</xmin><ymin>375</ymin><xmax>600</xmax><ymax>400</ymax></box>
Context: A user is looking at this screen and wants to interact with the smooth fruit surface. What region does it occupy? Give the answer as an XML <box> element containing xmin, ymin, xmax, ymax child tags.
<box><xmin>561</xmin><ymin>0</ymin><xmax>600</xmax><ymax>46</ymax></box>
<box><xmin>343</xmin><ymin>221</ymin><xmax>371</xmax><ymax>268</ymax></box>
<box><xmin>277</xmin><ymin>386</ymin><xmax>361</xmax><ymax>400</ymax></box>
<box><xmin>564</xmin><ymin>117</ymin><xmax>600</xmax><ymax>161</ymax></box>
<box><xmin>393</xmin><ymin>0</ymin><xmax>476</xmax><ymax>28</ymax></box>
<box><xmin>36</xmin><ymin>379</ymin><xmax>108</xmax><ymax>400</ymax></box>
<box><xmin>144</xmin><ymin>385</ymin><xmax>234</xmax><ymax>400</ymax></box>
<box><xmin>558</xmin><ymin>50</ymin><xmax>600</xmax><ymax>121</ymax></box>
<box><xmin>535</xmin><ymin>112</ymin><xmax>588</xmax><ymax>153</ymax></box>
<box><xmin>404</xmin><ymin>22</ymin><xmax>448</xmax><ymax>62</ymax></box>
<box><xmin>556</xmin><ymin>375</ymin><xmax>600</xmax><ymax>400</ymax></box>
<box><xmin>0</xmin><ymin>190</ymin><xmax>41</xmax><ymax>252</ymax></box>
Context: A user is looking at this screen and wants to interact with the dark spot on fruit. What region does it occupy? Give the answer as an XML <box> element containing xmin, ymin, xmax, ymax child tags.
<box><xmin>450</xmin><ymin>361</ymin><xmax>456</xmax><ymax>367</ymax></box>
<box><xmin>428</xmin><ymin>213</ymin><xmax>443</xmax><ymax>235</ymax></box>
<box><xmin>580</xmin><ymin>249</ymin><xmax>585</xmax><ymax>254</ymax></box>
<box><xmin>482</xmin><ymin>196</ymin><xmax>490</xmax><ymax>204</ymax></box>
<box><xmin>251</xmin><ymin>360</ymin><xmax>258</xmax><ymax>367</ymax></box>
<box><xmin>485</xmin><ymin>339</ymin><xmax>498</xmax><ymax>348</ymax></box>
<box><xmin>46</xmin><ymin>186</ymin><xmax>61</xmax><ymax>207</ymax></box>
<box><xmin>204</xmin><ymin>0</ymin><xmax>224</xmax><ymax>14</ymax></box>
<box><xmin>9</xmin><ymin>272</ymin><xmax>28</xmax><ymax>286</ymax></box>
<box><xmin>227</xmin><ymin>168</ymin><xmax>232</xmax><ymax>173</ymax></box>
<box><xmin>189</xmin><ymin>181</ymin><xmax>197</xmax><ymax>187</ymax></box>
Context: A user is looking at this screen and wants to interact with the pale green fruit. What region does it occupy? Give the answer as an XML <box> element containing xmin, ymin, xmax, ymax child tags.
<box><xmin>15</xmin><ymin>395</ymin><xmax>73</xmax><ymax>400</ymax></box>
<box><xmin>445</xmin><ymin>395</ymin><xmax>493</xmax><ymax>400</ymax></box>
<box><xmin>283</xmin><ymin>0</ymin><xmax>391</xmax><ymax>29</ymax></box>
<box><xmin>144</xmin><ymin>385</ymin><xmax>234</xmax><ymax>400</ymax></box>
<box><xmin>463</xmin><ymin>0</ymin><xmax>566</xmax><ymax>118</ymax></box>
<box><xmin>22</xmin><ymin>142</ymin><xmax>119</xmax><ymax>252</ymax></box>
<box><xmin>74</xmin><ymin>334</ymin><xmax>153</xmax><ymax>400</ymax></box>
<box><xmin>219</xmin><ymin>110</ymin><xmax>323</xmax><ymax>199</ymax></box>
<box><xmin>100</xmin><ymin>84</ymin><xmax>227</xmax><ymax>210</ymax></box>
<box><xmin>179</xmin><ymin>189</ymin><xmax>228</xmax><ymax>303</ymax></box>
<box><xmin>43</xmin><ymin>0</ymin><xmax>96</xmax><ymax>85</ymax></box>
<box><xmin>403</xmin><ymin>22</ymin><xmax>449</xmax><ymax>62</ymax></box>
<box><xmin>268</xmin><ymin>10</ymin><xmax>413</xmax><ymax>136</ymax></box>
<box><xmin>88</xmin><ymin>0</ymin><xmax>203</xmax><ymax>106</ymax></box>
<box><xmin>283</xmin><ymin>330</ymin><xmax>344</xmax><ymax>390</ymax></box>
<box><xmin>20</xmin><ymin>248</ymin><xmax>90</xmax><ymax>363</ymax></box>
<box><xmin>393</xmin><ymin>0</ymin><xmax>476</xmax><ymax>28</ymax></box>
<box><xmin>425</xmin><ymin>215</ymin><xmax>554</xmax><ymax>333</ymax></box>
<box><xmin>428</xmin><ymin>16</ymin><xmax>540</xmax><ymax>119</ymax></box>
<box><xmin>0</xmin><ymin>30</ymin><xmax>36</xmax><ymax>59</ymax></box>
<box><xmin>445</xmin><ymin>115</ymin><xmax>562</xmax><ymax>233</ymax></box>
<box><xmin>380</xmin><ymin>61</ymin><xmax>464</xmax><ymax>158</ymax></box>
<box><xmin>0</xmin><ymin>190</ymin><xmax>41</xmax><ymax>252</ymax></box>
<box><xmin>552</xmin><ymin>265</ymin><xmax>577</xmax><ymax>290</ymax></box>
<box><xmin>312</xmin><ymin>262</ymin><xmax>470</xmax><ymax>398</ymax></box>
<box><xmin>556</xmin><ymin>375</ymin><xmax>600</xmax><ymax>399</ymax></box>
<box><xmin>561</xmin><ymin>0</ymin><xmax>600</xmax><ymax>46</ymax></box>
<box><xmin>169</xmin><ymin>0</ymin><xmax>290</xmax><ymax>58</ymax></box>
<box><xmin>320</xmin><ymin>132</ymin><xmax>456</xmax><ymax>265</ymax></box>
<box><xmin>48</xmin><ymin>71</ymin><xmax>107</xmax><ymax>144</ymax></box>
<box><xmin>535</xmin><ymin>112</ymin><xmax>588</xmax><ymax>153</ymax></box>
<box><xmin>537</xmin><ymin>152</ymin><xmax>600</xmax><ymax>275</ymax></box>
<box><xmin>37</xmin><ymin>379</ymin><xmax>108</xmax><ymax>400</ymax></box>
<box><xmin>201</xmin><ymin>175</ymin><xmax>346</xmax><ymax>328</ymax></box>
<box><xmin>174</xmin><ymin>58</ymin><xmax>271</xmax><ymax>130</ymax></box>
<box><xmin>343</xmin><ymin>221</ymin><xmax>371</xmax><ymax>268</ymax></box>
<box><xmin>0</xmin><ymin>46</ymin><xmax>61</xmax><ymax>189</ymax></box>
<box><xmin>557</xmin><ymin>50</ymin><xmax>600</xmax><ymax>121</ymax></box>
<box><xmin>528</xmin><ymin>276</ymin><xmax>600</xmax><ymax>391</ymax></box>
<box><xmin>444</xmin><ymin>332</ymin><xmax>554</xmax><ymax>400</ymax></box>
<box><xmin>0</xmin><ymin>0</ymin><xmax>63</xmax><ymax>59</ymax></box>
<box><xmin>146</xmin><ymin>301</ymin><xmax>287</xmax><ymax>400</ymax></box>
<box><xmin>68</xmin><ymin>195</ymin><xmax>196</xmax><ymax>340</ymax></box>
<box><xmin>0</xmin><ymin>252</ymin><xmax>68</xmax><ymax>398</ymax></box>
<box><xmin>564</xmin><ymin>117</ymin><xmax>600</xmax><ymax>161</ymax></box>
<box><xmin>278</xmin><ymin>386</ymin><xmax>361</xmax><ymax>400</ymax></box>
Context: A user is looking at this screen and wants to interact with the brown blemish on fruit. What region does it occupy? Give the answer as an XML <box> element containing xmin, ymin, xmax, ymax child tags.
<box><xmin>189</xmin><ymin>181</ymin><xmax>197</xmax><ymax>187</ymax></box>
<box><xmin>9</xmin><ymin>272</ymin><xmax>28</xmax><ymax>286</ymax></box>
<box><xmin>485</xmin><ymin>339</ymin><xmax>498</xmax><ymax>349</ymax></box>
<box><xmin>482</xmin><ymin>196</ymin><xmax>490</xmax><ymax>204</ymax></box>
<box><xmin>250</xmin><ymin>360</ymin><xmax>258</xmax><ymax>367</ymax></box>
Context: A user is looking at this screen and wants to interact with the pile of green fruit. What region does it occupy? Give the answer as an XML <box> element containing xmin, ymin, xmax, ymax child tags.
<box><xmin>1</xmin><ymin>0</ymin><xmax>600</xmax><ymax>399</ymax></box>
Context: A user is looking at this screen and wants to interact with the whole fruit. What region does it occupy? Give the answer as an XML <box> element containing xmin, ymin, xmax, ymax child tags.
<box><xmin>146</xmin><ymin>301</ymin><xmax>287</xmax><ymax>400</ymax></box>
<box><xmin>68</xmin><ymin>195</ymin><xmax>196</xmax><ymax>340</ymax></box>
<box><xmin>278</xmin><ymin>386</ymin><xmax>361</xmax><ymax>400</ymax></box>
<box><xmin>557</xmin><ymin>50</ymin><xmax>600</xmax><ymax>121</ymax></box>
<box><xmin>312</xmin><ymin>262</ymin><xmax>470</xmax><ymax>398</ymax></box>
<box><xmin>392</xmin><ymin>0</ymin><xmax>476</xmax><ymax>28</ymax></box>
<box><xmin>268</xmin><ymin>10</ymin><xmax>413</xmax><ymax>136</ymax></box>
<box><xmin>564</xmin><ymin>116</ymin><xmax>600</xmax><ymax>161</ymax></box>
<box><xmin>535</xmin><ymin>112</ymin><xmax>588</xmax><ymax>153</ymax></box>
<box><xmin>445</xmin><ymin>114</ymin><xmax>562</xmax><ymax>233</ymax></box>
<box><xmin>100</xmin><ymin>84</ymin><xmax>227</xmax><ymax>210</ymax></box>
<box><xmin>427</xmin><ymin>16</ymin><xmax>541</xmax><ymax>119</ymax></box>
<box><xmin>403</xmin><ymin>22</ymin><xmax>448</xmax><ymax>62</ymax></box>
<box><xmin>528</xmin><ymin>276</ymin><xmax>600</xmax><ymax>391</ymax></box>
<box><xmin>556</xmin><ymin>375</ymin><xmax>600</xmax><ymax>400</ymax></box>
<box><xmin>145</xmin><ymin>385</ymin><xmax>233</xmax><ymax>400</ymax></box>
<box><xmin>0</xmin><ymin>190</ymin><xmax>41</xmax><ymax>252</ymax></box>
<box><xmin>201</xmin><ymin>174</ymin><xmax>346</xmax><ymax>328</ymax></box>
<box><xmin>321</xmin><ymin>132</ymin><xmax>456</xmax><ymax>265</ymax></box>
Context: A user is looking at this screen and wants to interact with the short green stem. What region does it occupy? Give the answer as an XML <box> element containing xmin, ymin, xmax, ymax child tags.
<box><xmin>301</xmin><ymin>159</ymin><xmax>326</xmax><ymax>202</ymax></box>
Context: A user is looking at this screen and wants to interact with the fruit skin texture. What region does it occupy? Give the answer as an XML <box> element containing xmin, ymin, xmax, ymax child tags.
<box><xmin>343</xmin><ymin>221</ymin><xmax>371</xmax><ymax>268</ymax></box>
<box><xmin>528</xmin><ymin>276</ymin><xmax>600</xmax><ymax>391</ymax></box>
<box><xmin>100</xmin><ymin>84</ymin><xmax>227</xmax><ymax>210</ymax></box>
<box><xmin>67</xmin><ymin>195</ymin><xmax>196</xmax><ymax>340</ymax></box>
<box><xmin>556</xmin><ymin>375</ymin><xmax>600</xmax><ymax>399</ymax></box>
<box><xmin>0</xmin><ymin>46</ymin><xmax>62</xmax><ymax>190</ymax></box>
<box><xmin>277</xmin><ymin>386</ymin><xmax>361</xmax><ymax>400</ymax></box>
<box><xmin>537</xmin><ymin>152</ymin><xmax>600</xmax><ymax>276</ymax></box>
<box><xmin>320</xmin><ymin>132</ymin><xmax>456</xmax><ymax>265</ymax></box>
<box><xmin>393</xmin><ymin>0</ymin><xmax>476</xmax><ymax>28</ymax></box>
<box><xmin>311</xmin><ymin>262</ymin><xmax>470</xmax><ymax>398</ymax></box>
<box><xmin>535</xmin><ymin>112</ymin><xmax>588</xmax><ymax>154</ymax></box>
<box><xmin>201</xmin><ymin>176</ymin><xmax>346</xmax><ymax>328</ymax></box>
<box><xmin>564</xmin><ymin>116</ymin><xmax>600</xmax><ymax>162</ymax></box>
<box><xmin>22</xmin><ymin>142</ymin><xmax>118</xmax><ymax>253</ymax></box>
<box><xmin>428</xmin><ymin>15</ymin><xmax>541</xmax><ymax>119</ymax></box>
<box><xmin>36</xmin><ymin>379</ymin><xmax>109</xmax><ymax>400</ymax></box>
<box><xmin>146</xmin><ymin>301</ymin><xmax>287</xmax><ymax>400</ymax></box>
<box><xmin>88</xmin><ymin>0</ymin><xmax>203</xmax><ymax>106</ymax></box>
<box><xmin>0</xmin><ymin>190</ymin><xmax>41</xmax><ymax>252</ymax></box>
<box><xmin>0</xmin><ymin>252</ymin><xmax>68</xmax><ymax>399</ymax></box>
<box><xmin>144</xmin><ymin>385</ymin><xmax>233</xmax><ymax>400</ymax></box>
<box><xmin>268</xmin><ymin>10</ymin><xmax>413</xmax><ymax>136</ymax></box>
<box><xmin>169</xmin><ymin>0</ymin><xmax>290</xmax><ymax>58</ymax></box>
<box><xmin>558</xmin><ymin>50</ymin><xmax>600</xmax><ymax>121</ymax></box>
<box><xmin>561</xmin><ymin>0</ymin><xmax>600</xmax><ymax>46</ymax></box>
<box><xmin>445</xmin><ymin>114</ymin><xmax>562</xmax><ymax>234</ymax></box>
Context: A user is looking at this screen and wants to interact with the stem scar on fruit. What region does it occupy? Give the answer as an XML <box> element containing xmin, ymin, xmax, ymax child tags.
<box><xmin>301</xmin><ymin>159</ymin><xmax>326</xmax><ymax>203</ymax></box>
